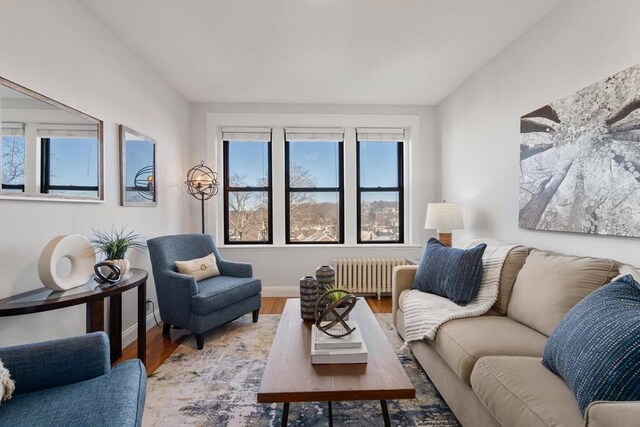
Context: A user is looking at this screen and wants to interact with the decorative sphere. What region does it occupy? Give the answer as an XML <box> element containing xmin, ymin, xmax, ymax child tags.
<box><xmin>315</xmin><ymin>289</ymin><xmax>358</xmax><ymax>337</ymax></box>
<box><xmin>185</xmin><ymin>161</ymin><xmax>219</xmax><ymax>200</ymax></box>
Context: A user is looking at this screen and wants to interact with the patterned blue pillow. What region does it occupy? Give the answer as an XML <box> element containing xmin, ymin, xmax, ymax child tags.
<box><xmin>542</xmin><ymin>274</ymin><xmax>640</xmax><ymax>414</ymax></box>
<box><xmin>412</xmin><ymin>238</ymin><xmax>487</xmax><ymax>305</ymax></box>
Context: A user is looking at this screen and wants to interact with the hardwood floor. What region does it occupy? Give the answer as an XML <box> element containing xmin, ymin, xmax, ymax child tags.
<box><xmin>117</xmin><ymin>296</ymin><xmax>392</xmax><ymax>374</ymax></box>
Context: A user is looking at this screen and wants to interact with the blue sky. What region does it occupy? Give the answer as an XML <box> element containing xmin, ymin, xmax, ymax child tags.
<box><xmin>125</xmin><ymin>139</ymin><xmax>155</xmax><ymax>186</ymax></box>
<box><xmin>49</xmin><ymin>138</ymin><xmax>98</xmax><ymax>185</ymax></box>
<box><xmin>227</xmin><ymin>140</ymin><xmax>399</xmax><ymax>190</ymax></box>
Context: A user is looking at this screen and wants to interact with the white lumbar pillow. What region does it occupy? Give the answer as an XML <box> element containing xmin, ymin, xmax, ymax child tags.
<box><xmin>0</xmin><ymin>359</ymin><xmax>15</xmax><ymax>405</ymax></box>
<box><xmin>174</xmin><ymin>253</ymin><xmax>220</xmax><ymax>281</ymax></box>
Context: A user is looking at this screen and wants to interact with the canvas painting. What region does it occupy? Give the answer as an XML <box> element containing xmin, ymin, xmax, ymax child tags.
<box><xmin>519</xmin><ymin>64</ymin><xmax>640</xmax><ymax>237</ymax></box>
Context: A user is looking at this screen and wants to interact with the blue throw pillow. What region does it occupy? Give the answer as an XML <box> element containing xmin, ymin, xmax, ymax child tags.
<box><xmin>542</xmin><ymin>274</ymin><xmax>640</xmax><ymax>414</ymax></box>
<box><xmin>412</xmin><ymin>238</ymin><xmax>487</xmax><ymax>305</ymax></box>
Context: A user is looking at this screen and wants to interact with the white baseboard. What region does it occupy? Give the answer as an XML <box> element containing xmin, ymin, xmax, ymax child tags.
<box><xmin>121</xmin><ymin>309</ymin><xmax>160</xmax><ymax>348</ymax></box>
<box><xmin>262</xmin><ymin>286</ymin><xmax>299</xmax><ymax>297</ymax></box>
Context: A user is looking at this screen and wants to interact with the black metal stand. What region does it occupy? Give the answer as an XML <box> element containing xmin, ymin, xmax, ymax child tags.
<box><xmin>279</xmin><ymin>400</ymin><xmax>390</xmax><ymax>426</ymax></box>
<box><xmin>200</xmin><ymin>194</ymin><xmax>205</xmax><ymax>234</ymax></box>
<box><xmin>280</xmin><ymin>402</ymin><xmax>289</xmax><ymax>427</ymax></box>
<box><xmin>381</xmin><ymin>400</ymin><xmax>390</xmax><ymax>427</ymax></box>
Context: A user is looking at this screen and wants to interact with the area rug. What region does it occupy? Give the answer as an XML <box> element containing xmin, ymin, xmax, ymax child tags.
<box><xmin>144</xmin><ymin>314</ymin><xmax>460</xmax><ymax>426</ymax></box>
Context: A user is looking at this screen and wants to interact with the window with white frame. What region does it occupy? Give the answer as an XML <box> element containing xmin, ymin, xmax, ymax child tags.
<box><xmin>285</xmin><ymin>128</ymin><xmax>344</xmax><ymax>244</ymax></box>
<box><xmin>356</xmin><ymin>128</ymin><xmax>404</xmax><ymax>243</ymax></box>
<box><xmin>222</xmin><ymin>128</ymin><xmax>273</xmax><ymax>244</ymax></box>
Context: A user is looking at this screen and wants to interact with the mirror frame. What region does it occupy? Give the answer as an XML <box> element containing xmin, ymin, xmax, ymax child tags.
<box><xmin>0</xmin><ymin>76</ymin><xmax>104</xmax><ymax>202</ymax></box>
<box><xmin>119</xmin><ymin>125</ymin><xmax>157</xmax><ymax>207</ymax></box>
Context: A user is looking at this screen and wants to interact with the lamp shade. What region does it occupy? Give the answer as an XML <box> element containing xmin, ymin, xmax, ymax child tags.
<box><xmin>425</xmin><ymin>202</ymin><xmax>464</xmax><ymax>232</ymax></box>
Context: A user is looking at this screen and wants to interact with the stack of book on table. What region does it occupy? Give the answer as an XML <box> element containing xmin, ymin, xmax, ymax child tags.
<box><xmin>311</xmin><ymin>321</ymin><xmax>368</xmax><ymax>364</ymax></box>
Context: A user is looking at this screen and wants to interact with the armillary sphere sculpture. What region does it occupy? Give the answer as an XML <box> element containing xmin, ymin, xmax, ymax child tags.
<box><xmin>185</xmin><ymin>161</ymin><xmax>219</xmax><ymax>234</ymax></box>
<box><xmin>133</xmin><ymin>165</ymin><xmax>155</xmax><ymax>200</ymax></box>
<box><xmin>314</xmin><ymin>289</ymin><xmax>359</xmax><ymax>338</ymax></box>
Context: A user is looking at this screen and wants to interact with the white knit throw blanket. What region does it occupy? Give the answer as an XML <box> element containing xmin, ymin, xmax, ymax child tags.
<box><xmin>402</xmin><ymin>240</ymin><xmax>518</xmax><ymax>348</ymax></box>
<box><xmin>0</xmin><ymin>358</ymin><xmax>14</xmax><ymax>405</ymax></box>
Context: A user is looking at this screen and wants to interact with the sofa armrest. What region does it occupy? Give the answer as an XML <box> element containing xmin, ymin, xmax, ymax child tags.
<box><xmin>392</xmin><ymin>265</ymin><xmax>417</xmax><ymax>320</ymax></box>
<box><xmin>584</xmin><ymin>401</ymin><xmax>640</xmax><ymax>427</ymax></box>
<box><xmin>218</xmin><ymin>259</ymin><xmax>253</xmax><ymax>278</ymax></box>
<box><xmin>0</xmin><ymin>332</ymin><xmax>110</xmax><ymax>395</ymax></box>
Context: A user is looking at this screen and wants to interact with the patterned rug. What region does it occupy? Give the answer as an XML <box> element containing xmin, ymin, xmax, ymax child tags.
<box><xmin>144</xmin><ymin>314</ymin><xmax>460</xmax><ymax>426</ymax></box>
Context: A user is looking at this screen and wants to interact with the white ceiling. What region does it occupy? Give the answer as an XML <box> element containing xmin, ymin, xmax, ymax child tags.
<box><xmin>80</xmin><ymin>0</ymin><xmax>561</xmax><ymax>105</ymax></box>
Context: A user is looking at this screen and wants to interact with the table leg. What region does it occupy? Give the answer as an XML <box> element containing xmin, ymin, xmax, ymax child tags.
<box><xmin>380</xmin><ymin>400</ymin><xmax>390</xmax><ymax>427</ymax></box>
<box><xmin>328</xmin><ymin>401</ymin><xmax>333</xmax><ymax>427</ymax></box>
<box><xmin>281</xmin><ymin>402</ymin><xmax>289</xmax><ymax>427</ymax></box>
<box><xmin>109</xmin><ymin>294</ymin><xmax>122</xmax><ymax>363</ymax></box>
<box><xmin>137</xmin><ymin>280</ymin><xmax>147</xmax><ymax>366</ymax></box>
<box><xmin>86</xmin><ymin>299</ymin><xmax>104</xmax><ymax>333</ymax></box>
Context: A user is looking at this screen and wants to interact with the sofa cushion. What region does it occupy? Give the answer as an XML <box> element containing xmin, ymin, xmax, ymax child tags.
<box><xmin>471</xmin><ymin>356</ymin><xmax>583</xmax><ymax>427</ymax></box>
<box><xmin>0</xmin><ymin>359</ymin><xmax>146</xmax><ymax>426</ymax></box>
<box><xmin>543</xmin><ymin>274</ymin><xmax>640</xmax><ymax>414</ymax></box>
<box><xmin>191</xmin><ymin>276</ymin><xmax>261</xmax><ymax>315</ymax></box>
<box><xmin>494</xmin><ymin>245</ymin><xmax>529</xmax><ymax>315</ymax></box>
<box><xmin>431</xmin><ymin>316</ymin><xmax>547</xmax><ymax>385</ymax></box>
<box><xmin>507</xmin><ymin>249</ymin><xmax>619</xmax><ymax>336</ymax></box>
<box><xmin>413</xmin><ymin>238</ymin><xmax>487</xmax><ymax>305</ymax></box>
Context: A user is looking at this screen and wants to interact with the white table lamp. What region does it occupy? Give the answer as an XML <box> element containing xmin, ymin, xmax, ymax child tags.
<box><xmin>425</xmin><ymin>202</ymin><xmax>464</xmax><ymax>247</ymax></box>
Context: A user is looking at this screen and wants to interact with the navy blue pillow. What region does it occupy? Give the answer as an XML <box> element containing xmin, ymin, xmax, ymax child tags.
<box><xmin>412</xmin><ymin>238</ymin><xmax>487</xmax><ymax>305</ymax></box>
<box><xmin>542</xmin><ymin>274</ymin><xmax>640</xmax><ymax>414</ymax></box>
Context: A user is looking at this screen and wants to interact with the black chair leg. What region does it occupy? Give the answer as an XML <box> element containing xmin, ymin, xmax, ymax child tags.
<box><xmin>252</xmin><ymin>309</ymin><xmax>260</xmax><ymax>323</ymax></box>
<box><xmin>195</xmin><ymin>333</ymin><xmax>204</xmax><ymax>350</ymax></box>
<box><xmin>162</xmin><ymin>322</ymin><xmax>171</xmax><ymax>336</ymax></box>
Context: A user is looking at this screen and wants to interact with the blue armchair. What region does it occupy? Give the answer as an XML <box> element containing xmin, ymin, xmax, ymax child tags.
<box><xmin>0</xmin><ymin>332</ymin><xmax>146</xmax><ymax>426</ymax></box>
<box><xmin>147</xmin><ymin>234</ymin><xmax>262</xmax><ymax>350</ymax></box>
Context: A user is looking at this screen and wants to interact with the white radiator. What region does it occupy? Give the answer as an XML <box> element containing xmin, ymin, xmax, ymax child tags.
<box><xmin>333</xmin><ymin>258</ymin><xmax>408</xmax><ymax>299</ymax></box>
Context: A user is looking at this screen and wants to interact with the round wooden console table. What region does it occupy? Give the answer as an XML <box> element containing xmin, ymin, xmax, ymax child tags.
<box><xmin>0</xmin><ymin>268</ymin><xmax>148</xmax><ymax>366</ymax></box>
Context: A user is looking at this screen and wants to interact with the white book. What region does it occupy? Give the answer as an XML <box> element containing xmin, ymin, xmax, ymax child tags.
<box><xmin>313</xmin><ymin>321</ymin><xmax>363</xmax><ymax>350</ymax></box>
<box><xmin>311</xmin><ymin>326</ymin><xmax>368</xmax><ymax>364</ymax></box>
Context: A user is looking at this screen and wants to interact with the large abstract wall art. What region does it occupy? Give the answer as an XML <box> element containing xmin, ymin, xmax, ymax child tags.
<box><xmin>519</xmin><ymin>64</ymin><xmax>640</xmax><ymax>237</ymax></box>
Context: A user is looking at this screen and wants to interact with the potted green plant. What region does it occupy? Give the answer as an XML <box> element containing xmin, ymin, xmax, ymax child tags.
<box><xmin>92</xmin><ymin>226</ymin><xmax>145</xmax><ymax>277</ymax></box>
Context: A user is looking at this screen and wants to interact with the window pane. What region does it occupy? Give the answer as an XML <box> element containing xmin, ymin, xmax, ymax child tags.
<box><xmin>359</xmin><ymin>141</ymin><xmax>399</xmax><ymax>188</ymax></box>
<box><xmin>228</xmin><ymin>141</ymin><xmax>269</xmax><ymax>187</ymax></box>
<box><xmin>1</xmin><ymin>135</ymin><xmax>25</xmax><ymax>191</ymax></box>
<box><xmin>289</xmin><ymin>141</ymin><xmax>340</xmax><ymax>188</ymax></box>
<box><xmin>228</xmin><ymin>191</ymin><xmax>269</xmax><ymax>242</ymax></box>
<box><xmin>360</xmin><ymin>192</ymin><xmax>400</xmax><ymax>242</ymax></box>
<box><xmin>289</xmin><ymin>191</ymin><xmax>340</xmax><ymax>242</ymax></box>
<box><xmin>48</xmin><ymin>137</ymin><xmax>98</xmax><ymax>196</ymax></box>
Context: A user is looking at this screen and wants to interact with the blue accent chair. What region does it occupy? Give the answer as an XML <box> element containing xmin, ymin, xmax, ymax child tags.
<box><xmin>0</xmin><ymin>332</ymin><xmax>146</xmax><ymax>426</ymax></box>
<box><xmin>147</xmin><ymin>234</ymin><xmax>262</xmax><ymax>350</ymax></box>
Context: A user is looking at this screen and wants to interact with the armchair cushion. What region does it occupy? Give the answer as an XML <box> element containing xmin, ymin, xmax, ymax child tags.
<box><xmin>191</xmin><ymin>276</ymin><xmax>262</xmax><ymax>315</ymax></box>
<box><xmin>0</xmin><ymin>359</ymin><xmax>146</xmax><ymax>427</ymax></box>
<box><xmin>0</xmin><ymin>332</ymin><xmax>110</xmax><ymax>395</ymax></box>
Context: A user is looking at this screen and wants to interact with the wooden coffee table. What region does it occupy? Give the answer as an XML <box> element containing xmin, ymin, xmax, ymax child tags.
<box><xmin>257</xmin><ymin>298</ymin><xmax>415</xmax><ymax>426</ymax></box>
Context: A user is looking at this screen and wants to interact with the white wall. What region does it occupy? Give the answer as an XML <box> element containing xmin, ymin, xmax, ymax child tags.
<box><xmin>438</xmin><ymin>0</ymin><xmax>640</xmax><ymax>266</ymax></box>
<box><xmin>190</xmin><ymin>103</ymin><xmax>439</xmax><ymax>295</ymax></box>
<box><xmin>0</xmin><ymin>0</ymin><xmax>190</xmax><ymax>346</ymax></box>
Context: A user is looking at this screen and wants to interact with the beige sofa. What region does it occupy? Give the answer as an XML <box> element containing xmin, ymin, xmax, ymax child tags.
<box><xmin>392</xmin><ymin>246</ymin><xmax>640</xmax><ymax>427</ymax></box>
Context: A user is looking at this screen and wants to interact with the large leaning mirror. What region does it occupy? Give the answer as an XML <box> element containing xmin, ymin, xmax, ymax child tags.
<box><xmin>120</xmin><ymin>125</ymin><xmax>156</xmax><ymax>206</ymax></box>
<box><xmin>0</xmin><ymin>77</ymin><xmax>103</xmax><ymax>201</ymax></box>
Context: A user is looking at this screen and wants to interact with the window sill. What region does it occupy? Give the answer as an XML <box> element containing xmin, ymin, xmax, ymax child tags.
<box><xmin>218</xmin><ymin>244</ymin><xmax>422</xmax><ymax>250</ymax></box>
